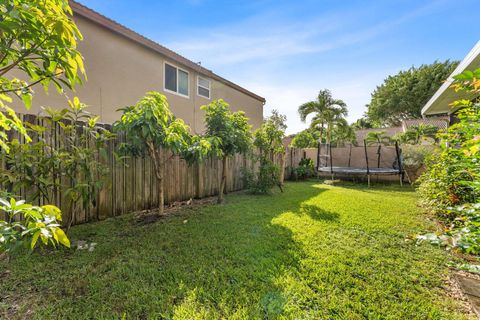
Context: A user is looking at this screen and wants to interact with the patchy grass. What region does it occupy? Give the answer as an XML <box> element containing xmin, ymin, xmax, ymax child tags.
<box><xmin>0</xmin><ymin>181</ymin><xmax>472</xmax><ymax>319</ymax></box>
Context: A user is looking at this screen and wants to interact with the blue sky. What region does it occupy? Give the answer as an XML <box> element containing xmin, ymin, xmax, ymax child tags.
<box><xmin>79</xmin><ymin>0</ymin><xmax>478</xmax><ymax>134</ymax></box>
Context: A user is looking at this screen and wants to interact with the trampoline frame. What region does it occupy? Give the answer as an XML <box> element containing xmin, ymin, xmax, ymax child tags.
<box><xmin>317</xmin><ymin>140</ymin><xmax>404</xmax><ymax>186</ymax></box>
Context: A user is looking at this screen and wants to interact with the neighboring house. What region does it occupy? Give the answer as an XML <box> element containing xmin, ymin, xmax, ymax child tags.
<box><xmin>422</xmin><ymin>40</ymin><xmax>480</xmax><ymax>119</ymax></box>
<box><xmin>11</xmin><ymin>1</ymin><xmax>265</xmax><ymax>132</ymax></box>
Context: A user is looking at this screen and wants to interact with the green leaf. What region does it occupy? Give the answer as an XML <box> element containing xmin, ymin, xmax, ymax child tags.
<box><xmin>54</xmin><ymin>228</ymin><xmax>70</xmax><ymax>248</ymax></box>
<box><xmin>30</xmin><ymin>231</ymin><xmax>40</xmax><ymax>250</ymax></box>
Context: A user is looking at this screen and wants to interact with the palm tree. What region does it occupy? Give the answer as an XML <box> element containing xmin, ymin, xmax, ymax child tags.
<box><xmin>330</xmin><ymin>120</ymin><xmax>356</xmax><ymax>147</ymax></box>
<box><xmin>403</xmin><ymin>124</ymin><xmax>439</xmax><ymax>144</ymax></box>
<box><xmin>298</xmin><ymin>89</ymin><xmax>348</xmax><ymax>144</ymax></box>
<box><xmin>365</xmin><ymin>131</ymin><xmax>392</xmax><ymax>168</ymax></box>
<box><xmin>364</xmin><ymin>131</ymin><xmax>392</xmax><ymax>146</ymax></box>
<box><xmin>351</xmin><ymin>117</ymin><xmax>373</xmax><ymax>130</ymax></box>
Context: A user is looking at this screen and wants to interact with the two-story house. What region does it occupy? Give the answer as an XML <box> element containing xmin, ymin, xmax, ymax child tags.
<box><xmin>12</xmin><ymin>1</ymin><xmax>265</xmax><ymax>132</ymax></box>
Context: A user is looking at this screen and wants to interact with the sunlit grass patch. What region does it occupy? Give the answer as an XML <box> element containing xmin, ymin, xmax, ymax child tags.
<box><xmin>0</xmin><ymin>181</ymin><xmax>471</xmax><ymax>319</ymax></box>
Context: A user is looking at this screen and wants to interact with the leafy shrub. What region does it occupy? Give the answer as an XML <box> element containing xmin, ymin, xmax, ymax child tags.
<box><xmin>417</xmin><ymin>106</ymin><xmax>479</xmax><ymax>215</ymax></box>
<box><xmin>290</xmin><ymin>129</ymin><xmax>319</xmax><ymax>148</ymax></box>
<box><xmin>401</xmin><ymin>144</ymin><xmax>436</xmax><ymax>181</ymax></box>
<box><xmin>293</xmin><ymin>158</ymin><xmax>314</xmax><ymax>180</ymax></box>
<box><xmin>246</xmin><ymin>110</ymin><xmax>286</xmax><ymax>195</ymax></box>
<box><xmin>396</xmin><ymin>124</ymin><xmax>440</xmax><ymax>145</ymax></box>
<box><xmin>243</xmin><ymin>160</ymin><xmax>280</xmax><ymax>195</ymax></box>
<box><xmin>417</xmin><ymin>69</ymin><xmax>480</xmax><ymax>255</ymax></box>
<box><xmin>0</xmin><ymin>99</ymin><xmax>115</xmax><ymax>228</ymax></box>
<box><xmin>0</xmin><ymin>198</ymin><xmax>69</xmax><ymax>255</ymax></box>
<box><xmin>417</xmin><ymin>204</ymin><xmax>480</xmax><ymax>254</ymax></box>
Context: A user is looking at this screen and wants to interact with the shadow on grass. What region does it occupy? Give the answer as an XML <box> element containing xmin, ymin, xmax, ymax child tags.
<box><xmin>0</xmin><ymin>182</ymin><xmax>328</xmax><ymax>319</ymax></box>
<box><xmin>299</xmin><ymin>203</ymin><xmax>340</xmax><ymax>222</ymax></box>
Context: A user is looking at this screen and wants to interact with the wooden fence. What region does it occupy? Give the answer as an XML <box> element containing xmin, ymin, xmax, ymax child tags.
<box><xmin>2</xmin><ymin>114</ymin><xmax>299</xmax><ymax>226</ymax></box>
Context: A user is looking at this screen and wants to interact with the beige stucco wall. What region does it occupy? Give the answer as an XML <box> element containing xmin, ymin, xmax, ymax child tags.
<box><xmin>10</xmin><ymin>15</ymin><xmax>264</xmax><ymax>133</ymax></box>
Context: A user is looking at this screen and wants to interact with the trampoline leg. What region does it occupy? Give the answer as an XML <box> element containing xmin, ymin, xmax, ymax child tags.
<box><xmin>367</xmin><ymin>174</ymin><xmax>371</xmax><ymax>187</ymax></box>
<box><xmin>399</xmin><ymin>174</ymin><xmax>403</xmax><ymax>187</ymax></box>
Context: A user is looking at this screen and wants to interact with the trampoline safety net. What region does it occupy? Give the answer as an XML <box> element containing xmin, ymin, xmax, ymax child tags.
<box><xmin>317</xmin><ymin>142</ymin><xmax>403</xmax><ymax>178</ymax></box>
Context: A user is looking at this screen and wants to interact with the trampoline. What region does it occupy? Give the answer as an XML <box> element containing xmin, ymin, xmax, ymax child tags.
<box><xmin>317</xmin><ymin>141</ymin><xmax>404</xmax><ymax>186</ymax></box>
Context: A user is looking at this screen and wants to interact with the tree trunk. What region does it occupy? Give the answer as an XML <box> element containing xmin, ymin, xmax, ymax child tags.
<box><xmin>377</xmin><ymin>145</ymin><xmax>381</xmax><ymax>168</ymax></box>
<box><xmin>66</xmin><ymin>200</ymin><xmax>78</xmax><ymax>232</ymax></box>
<box><xmin>218</xmin><ymin>155</ymin><xmax>227</xmax><ymax>204</ymax></box>
<box><xmin>156</xmin><ymin>151</ymin><xmax>165</xmax><ymax>215</ymax></box>
<box><xmin>157</xmin><ymin>170</ymin><xmax>164</xmax><ymax>215</ymax></box>
<box><xmin>278</xmin><ymin>149</ymin><xmax>286</xmax><ymax>192</ymax></box>
<box><xmin>147</xmin><ymin>142</ymin><xmax>164</xmax><ymax>215</ymax></box>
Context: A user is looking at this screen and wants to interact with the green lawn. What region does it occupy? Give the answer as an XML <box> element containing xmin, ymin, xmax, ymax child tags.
<box><xmin>0</xmin><ymin>181</ymin><xmax>471</xmax><ymax>319</ymax></box>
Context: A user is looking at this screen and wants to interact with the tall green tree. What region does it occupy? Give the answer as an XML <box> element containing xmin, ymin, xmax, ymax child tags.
<box><xmin>290</xmin><ymin>129</ymin><xmax>320</xmax><ymax>149</ymax></box>
<box><xmin>252</xmin><ymin>110</ymin><xmax>287</xmax><ymax>192</ymax></box>
<box><xmin>202</xmin><ymin>99</ymin><xmax>252</xmax><ymax>203</ymax></box>
<box><xmin>298</xmin><ymin>89</ymin><xmax>348</xmax><ymax>144</ymax></box>
<box><xmin>253</xmin><ymin>110</ymin><xmax>286</xmax><ymax>160</ymax></box>
<box><xmin>366</xmin><ymin>60</ymin><xmax>458</xmax><ymax>127</ymax></box>
<box><xmin>0</xmin><ymin>0</ymin><xmax>85</xmax><ymax>151</ymax></box>
<box><xmin>115</xmin><ymin>92</ymin><xmax>215</xmax><ymax>214</ymax></box>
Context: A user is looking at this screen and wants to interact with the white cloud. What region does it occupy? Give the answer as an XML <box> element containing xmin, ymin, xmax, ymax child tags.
<box><xmin>161</xmin><ymin>0</ymin><xmax>449</xmax><ymax>134</ymax></box>
<box><xmin>244</xmin><ymin>72</ymin><xmax>388</xmax><ymax>134</ymax></box>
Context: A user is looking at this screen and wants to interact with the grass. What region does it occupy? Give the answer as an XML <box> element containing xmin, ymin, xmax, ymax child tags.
<box><xmin>0</xmin><ymin>181</ymin><xmax>472</xmax><ymax>319</ymax></box>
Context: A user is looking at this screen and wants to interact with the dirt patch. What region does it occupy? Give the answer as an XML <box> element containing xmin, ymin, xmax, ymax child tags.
<box><xmin>134</xmin><ymin>194</ymin><xmax>226</xmax><ymax>225</ymax></box>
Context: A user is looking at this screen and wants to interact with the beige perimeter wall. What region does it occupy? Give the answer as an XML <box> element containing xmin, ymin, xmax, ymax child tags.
<box><xmin>10</xmin><ymin>15</ymin><xmax>264</xmax><ymax>133</ymax></box>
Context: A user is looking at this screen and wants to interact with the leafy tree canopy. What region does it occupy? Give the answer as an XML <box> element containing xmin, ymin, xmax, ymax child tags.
<box><xmin>253</xmin><ymin>109</ymin><xmax>287</xmax><ymax>156</ymax></box>
<box><xmin>351</xmin><ymin>117</ymin><xmax>374</xmax><ymax>130</ymax></box>
<box><xmin>290</xmin><ymin>129</ymin><xmax>320</xmax><ymax>149</ymax></box>
<box><xmin>330</xmin><ymin>120</ymin><xmax>356</xmax><ymax>146</ymax></box>
<box><xmin>202</xmin><ymin>99</ymin><xmax>252</xmax><ymax>203</ymax></box>
<box><xmin>364</xmin><ymin>131</ymin><xmax>392</xmax><ymax>146</ymax></box>
<box><xmin>201</xmin><ymin>99</ymin><xmax>252</xmax><ymax>157</ymax></box>
<box><xmin>298</xmin><ymin>89</ymin><xmax>348</xmax><ymax>144</ymax></box>
<box><xmin>115</xmin><ymin>92</ymin><xmax>217</xmax><ymax>213</ymax></box>
<box><xmin>396</xmin><ymin>124</ymin><xmax>439</xmax><ymax>145</ymax></box>
<box><xmin>0</xmin><ymin>0</ymin><xmax>85</xmax><ymax>151</ymax></box>
<box><xmin>366</xmin><ymin>60</ymin><xmax>458</xmax><ymax>127</ymax></box>
<box><xmin>0</xmin><ymin>0</ymin><xmax>85</xmax><ymax>104</ymax></box>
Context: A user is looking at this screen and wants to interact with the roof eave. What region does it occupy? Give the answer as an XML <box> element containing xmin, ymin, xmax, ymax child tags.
<box><xmin>69</xmin><ymin>1</ymin><xmax>266</xmax><ymax>104</ymax></box>
<box><xmin>422</xmin><ymin>40</ymin><xmax>480</xmax><ymax>116</ymax></box>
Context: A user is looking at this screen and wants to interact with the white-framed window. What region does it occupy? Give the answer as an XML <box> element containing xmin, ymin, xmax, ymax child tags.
<box><xmin>164</xmin><ymin>62</ymin><xmax>189</xmax><ymax>97</ymax></box>
<box><xmin>197</xmin><ymin>76</ymin><xmax>211</xmax><ymax>99</ymax></box>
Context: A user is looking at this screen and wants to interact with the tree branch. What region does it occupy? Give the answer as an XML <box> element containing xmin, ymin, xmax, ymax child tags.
<box><xmin>0</xmin><ymin>71</ymin><xmax>63</xmax><ymax>94</ymax></box>
<box><xmin>0</xmin><ymin>38</ymin><xmax>15</xmax><ymax>67</ymax></box>
<box><xmin>0</xmin><ymin>36</ymin><xmax>49</xmax><ymax>76</ymax></box>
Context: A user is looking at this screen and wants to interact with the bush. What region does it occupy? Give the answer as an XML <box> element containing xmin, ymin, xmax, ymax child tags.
<box><xmin>417</xmin><ymin>150</ymin><xmax>477</xmax><ymax>217</ymax></box>
<box><xmin>0</xmin><ymin>198</ymin><xmax>69</xmax><ymax>255</ymax></box>
<box><xmin>293</xmin><ymin>158</ymin><xmax>315</xmax><ymax>180</ymax></box>
<box><xmin>243</xmin><ymin>160</ymin><xmax>280</xmax><ymax>194</ymax></box>
<box><xmin>401</xmin><ymin>144</ymin><xmax>437</xmax><ymax>181</ymax></box>
<box><xmin>417</xmin><ymin>204</ymin><xmax>480</xmax><ymax>255</ymax></box>
<box><xmin>417</xmin><ymin>69</ymin><xmax>480</xmax><ymax>255</ymax></box>
<box><xmin>417</xmin><ymin>103</ymin><xmax>479</xmax><ymax>216</ymax></box>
